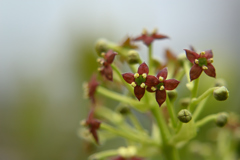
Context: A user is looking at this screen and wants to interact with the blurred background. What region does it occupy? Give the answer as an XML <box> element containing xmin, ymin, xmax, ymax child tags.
<box><xmin>0</xmin><ymin>0</ymin><xmax>240</xmax><ymax>160</ymax></box>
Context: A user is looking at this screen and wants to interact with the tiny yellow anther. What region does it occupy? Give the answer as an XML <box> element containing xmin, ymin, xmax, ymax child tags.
<box><xmin>80</xmin><ymin>120</ymin><xmax>87</xmax><ymax>126</ymax></box>
<box><xmin>101</xmin><ymin>52</ymin><xmax>105</xmax><ymax>57</ymax></box>
<box><xmin>200</xmin><ymin>51</ymin><xmax>205</xmax><ymax>55</ymax></box>
<box><xmin>208</xmin><ymin>58</ymin><xmax>214</xmax><ymax>63</ymax></box>
<box><xmin>96</xmin><ymin>58</ymin><xmax>102</xmax><ymax>63</ymax></box>
<box><xmin>142</xmin><ymin>28</ymin><xmax>147</xmax><ymax>35</ymax></box>
<box><xmin>97</xmin><ymin>67</ymin><xmax>104</xmax><ymax>71</ymax></box>
<box><xmin>140</xmin><ymin>83</ymin><xmax>146</xmax><ymax>88</ymax></box>
<box><xmin>151</xmin><ymin>86</ymin><xmax>156</xmax><ymax>91</ymax></box>
<box><xmin>160</xmin><ymin>85</ymin><xmax>165</xmax><ymax>90</ymax></box>
<box><xmin>134</xmin><ymin>73</ymin><xmax>139</xmax><ymax>78</ymax></box>
<box><xmin>159</xmin><ymin>76</ymin><xmax>164</xmax><ymax>82</ymax></box>
<box><xmin>195</xmin><ymin>59</ymin><xmax>199</xmax><ymax>64</ymax></box>
<box><xmin>131</xmin><ymin>82</ymin><xmax>136</xmax><ymax>87</ymax></box>
<box><xmin>142</xmin><ymin>73</ymin><xmax>147</xmax><ymax>79</ymax></box>
<box><xmin>202</xmin><ymin>65</ymin><xmax>208</xmax><ymax>70</ymax></box>
<box><xmin>152</xmin><ymin>28</ymin><xmax>158</xmax><ymax>34</ymax></box>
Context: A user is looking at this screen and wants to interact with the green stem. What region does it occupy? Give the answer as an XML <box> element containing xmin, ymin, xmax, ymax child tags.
<box><xmin>148</xmin><ymin>44</ymin><xmax>154</xmax><ymax>75</ymax></box>
<box><xmin>150</xmin><ymin>105</ymin><xmax>170</xmax><ymax>145</ymax></box>
<box><xmin>89</xmin><ymin>150</ymin><xmax>118</xmax><ymax>160</ymax></box>
<box><xmin>175</xmin><ymin>69</ymin><xmax>185</xmax><ymax>81</ymax></box>
<box><xmin>164</xmin><ymin>146</ymin><xmax>180</xmax><ymax>160</ymax></box>
<box><xmin>193</xmin><ymin>95</ymin><xmax>211</xmax><ymax>120</ymax></box>
<box><xmin>101</xmin><ymin>123</ymin><xmax>159</xmax><ymax>146</ymax></box>
<box><xmin>128</xmin><ymin>113</ymin><xmax>145</xmax><ymax>132</ymax></box>
<box><xmin>191</xmin><ymin>77</ymin><xmax>199</xmax><ymax>98</ymax></box>
<box><xmin>166</xmin><ymin>94</ymin><xmax>177</xmax><ymax>129</ymax></box>
<box><xmin>183</xmin><ymin>60</ymin><xmax>191</xmax><ymax>83</ymax></box>
<box><xmin>128</xmin><ymin>64</ymin><xmax>137</xmax><ymax>73</ymax></box>
<box><xmin>195</xmin><ymin>114</ymin><xmax>217</xmax><ymax>128</ymax></box>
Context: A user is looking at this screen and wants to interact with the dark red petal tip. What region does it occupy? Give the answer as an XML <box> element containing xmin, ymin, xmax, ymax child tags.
<box><xmin>190</xmin><ymin>64</ymin><xmax>202</xmax><ymax>81</ymax></box>
<box><xmin>204</xmin><ymin>63</ymin><xmax>216</xmax><ymax>78</ymax></box>
<box><xmin>134</xmin><ymin>86</ymin><xmax>145</xmax><ymax>101</ymax></box>
<box><xmin>155</xmin><ymin>90</ymin><xmax>166</xmax><ymax>107</ymax></box>
<box><xmin>122</xmin><ymin>73</ymin><xmax>135</xmax><ymax>84</ymax></box>
<box><xmin>164</xmin><ymin>79</ymin><xmax>180</xmax><ymax>90</ymax></box>
<box><xmin>157</xmin><ymin>67</ymin><xmax>168</xmax><ymax>79</ymax></box>
<box><xmin>184</xmin><ymin>49</ymin><xmax>199</xmax><ymax>64</ymax></box>
<box><xmin>138</xmin><ymin>62</ymin><xmax>149</xmax><ymax>75</ymax></box>
<box><xmin>145</xmin><ymin>75</ymin><xmax>159</xmax><ymax>86</ymax></box>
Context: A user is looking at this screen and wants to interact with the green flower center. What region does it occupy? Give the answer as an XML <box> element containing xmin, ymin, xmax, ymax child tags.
<box><xmin>198</xmin><ymin>58</ymin><xmax>208</xmax><ymax>67</ymax></box>
<box><xmin>135</xmin><ymin>75</ymin><xmax>146</xmax><ymax>86</ymax></box>
<box><xmin>156</xmin><ymin>82</ymin><xmax>164</xmax><ymax>90</ymax></box>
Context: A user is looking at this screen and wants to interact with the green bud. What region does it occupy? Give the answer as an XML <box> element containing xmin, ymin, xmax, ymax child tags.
<box><xmin>167</xmin><ymin>90</ymin><xmax>178</xmax><ymax>101</ymax></box>
<box><xmin>215</xmin><ymin>113</ymin><xmax>228</xmax><ymax>127</ymax></box>
<box><xmin>95</xmin><ymin>39</ymin><xmax>109</xmax><ymax>56</ymax></box>
<box><xmin>213</xmin><ymin>86</ymin><xmax>229</xmax><ymax>101</ymax></box>
<box><xmin>152</xmin><ymin>58</ymin><xmax>161</xmax><ymax>68</ymax></box>
<box><xmin>116</xmin><ymin>105</ymin><xmax>131</xmax><ymax>115</ymax></box>
<box><xmin>179</xmin><ymin>98</ymin><xmax>191</xmax><ymax>107</ymax></box>
<box><xmin>127</xmin><ymin>50</ymin><xmax>140</xmax><ymax>64</ymax></box>
<box><xmin>178</xmin><ymin>109</ymin><xmax>192</xmax><ymax>123</ymax></box>
<box><xmin>214</xmin><ymin>79</ymin><xmax>227</xmax><ymax>87</ymax></box>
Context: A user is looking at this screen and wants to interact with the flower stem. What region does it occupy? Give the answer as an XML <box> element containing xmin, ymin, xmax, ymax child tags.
<box><xmin>148</xmin><ymin>44</ymin><xmax>154</xmax><ymax>75</ymax></box>
<box><xmin>128</xmin><ymin>113</ymin><xmax>145</xmax><ymax>132</ymax></box>
<box><xmin>183</xmin><ymin>60</ymin><xmax>191</xmax><ymax>83</ymax></box>
<box><xmin>166</xmin><ymin>94</ymin><xmax>177</xmax><ymax>129</ymax></box>
<box><xmin>192</xmin><ymin>95</ymin><xmax>211</xmax><ymax>120</ymax></box>
<box><xmin>195</xmin><ymin>114</ymin><xmax>217</xmax><ymax>128</ymax></box>
<box><xmin>89</xmin><ymin>150</ymin><xmax>118</xmax><ymax>160</ymax></box>
<box><xmin>191</xmin><ymin>77</ymin><xmax>199</xmax><ymax>98</ymax></box>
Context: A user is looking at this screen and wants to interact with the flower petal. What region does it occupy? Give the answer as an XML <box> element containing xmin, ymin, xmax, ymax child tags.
<box><xmin>88</xmin><ymin>74</ymin><xmax>99</xmax><ymax>103</ymax></box>
<box><xmin>134</xmin><ymin>35</ymin><xmax>146</xmax><ymax>41</ymax></box>
<box><xmin>204</xmin><ymin>50</ymin><xmax>213</xmax><ymax>59</ymax></box>
<box><xmin>190</xmin><ymin>64</ymin><xmax>202</xmax><ymax>81</ymax></box>
<box><xmin>134</xmin><ymin>85</ymin><xmax>145</xmax><ymax>101</ymax></box>
<box><xmin>152</xmin><ymin>33</ymin><xmax>169</xmax><ymax>40</ymax></box>
<box><xmin>138</xmin><ymin>62</ymin><xmax>149</xmax><ymax>75</ymax></box>
<box><xmin>146</xmin><ymin>86</ymin><xmax>156</xmax><ymax>92</ymax></box>
<box><xmin>155</xmin><ymin>90</ymin><xmax>166</xmax><ymax>107</ymax></box>
<box><xmin>105</xmin><ymin>50</ymin><xmax>117</xmax><ymax>64</ymax></box>
<box><xmin>157</xmin><ymin>67</ymin><xmax>168</xmax><ymax>79</ymax></box>
<box><xmin>122</xmin><ymin>73</ymin><xmax>135</xmax><ymax>84</ymax></box>
<box><xmin>204</xmin><ymin>63</ymin><xmax>216</xmax><ymax>78</ymax></box>
<box><xmin>104</xmin><ymin>65</ymin><xmax>113</xmax><ymax>81</ymax></box>
<box><xmin>164</xmin><ymin>79</ymin><xmax>180</xmax><ymax>90</ymax></box>
<box><xmin>184</xmin><ymin>49</ymin><xmax>199</xmax><ymax>64</ymax></box>
<box><xmin>145</xmin><ymin>75</ymin><xmax>159</xmax><ymax>86</ymax></box>
<box><xmin>90</xmin><ymin>128</ymin><xmax>99</xmax><ymax>144</ymax></box>
<box><xmin>143</xmin><ymin>36</ymin><xmax>154</xmax><ymax>46</ymax></box>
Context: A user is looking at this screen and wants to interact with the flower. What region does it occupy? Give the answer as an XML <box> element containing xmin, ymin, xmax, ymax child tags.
<box><xmin>122</xmin><ymin>62</ymin><xmax>150</xmax><ymax>101</ymax></box>
<box><xmin>83</xmin><ymin>74</ymin><xmax>99</xmax><ymax>104</ymax></box>
<box><xmin>134</xmin><ymin>28</ymin><xmax>168</xmax><ymax>46</ymax></box>
<box><xmin>111</xmin><ymin>156</ymin><xmax>144</xmax><ymax>160</ymax></box>
<box><xmin>98</xmin><ymin>50</ymin><xmax>118</xmax><ymax>81</ymax></box>
<box><xmin>85</xmin><ymin>108</ymin><xmax>101</xmax><ymax>144</ymax></box>
<box><xmin>184</xmin><ymin>49</ymin><xmax>216</xmax><ymax>81</ymax></box>
<box><xmin>146</xmin><ymin>68</ymin><xmax>180</xmax><ymax>107</ymax></box>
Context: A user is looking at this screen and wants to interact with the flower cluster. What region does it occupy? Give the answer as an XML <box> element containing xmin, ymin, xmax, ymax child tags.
<box><xmin>79</xmin><ymin>28</ymin><xmax>231</xmax><ymax>160</ymax></box>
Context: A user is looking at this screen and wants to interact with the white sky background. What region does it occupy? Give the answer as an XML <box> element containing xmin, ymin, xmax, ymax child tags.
<box><xmin>0</xmin><ymin>0</ymin><xmax>240</xmax><ymax>100</ymax></box>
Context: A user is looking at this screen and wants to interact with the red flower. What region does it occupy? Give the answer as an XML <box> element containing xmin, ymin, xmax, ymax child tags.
<box><xmin>146</xmin><ymin>68</ymin><xmax>180</xmax><ymax>107</ymax></box>
<box><xmin>184</xmin><ymin>49</ymin><xmax>216</xmax><ymax>81</ymax></box>
<box><xmin>111</xmin><ymin>156</ymin><xmax>144</xmax><ymax>160</ymax></box>
<box><xmin>84</xmin><ymin>74</ymin><xmax>99</xmax><ymax>104</ymax></box>
<box><xmin>98</xmin><ymin>50</ymin><xmax>117</xmax><ymax>81</ymax></box>
<box><xmin>85</xmin><ymin>108</ymin><xmax>101</xmax><ymax>144</ymax></box>
<box><xmin>122</xmin><ymin>62</ymin><xmax>150</xmax><ymax>101</ymax></box>
<box><xmin>134</xmin><ymin>29</ymin><xmax>168</xmax><ymax>46</ymax></box>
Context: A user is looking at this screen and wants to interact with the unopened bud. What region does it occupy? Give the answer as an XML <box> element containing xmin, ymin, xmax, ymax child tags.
<box><xmin>167</xmin><ymin>90</ymin><xmax>177</xmax><ymax>101</ymax></box>
<box><xmin>215</xmin><ymin>112</ymin><xmax>228</xmax><ymax>127</ymax></box>
<box><xmin>127</xmin><ymin>50</ymin><xmax>140</xmax><ymax>64</ymax></box>
<box><xmin>116</xmin><ymin>105</ymin><xmax>130</xmax><ymax>115</ymax></box>
<box><xmin>180</xmin><ymin>98</ymin><xmax>191</xmax><ymax>107</ymax></box>
<box><xmin>178</xmin><ymin>109</ymin><xmax>192</xmax><ymax>123</ymax></box>
<box><xmin>95</xmin><ymin>39</ymin><xmax>109</xmax><ymax>56</ymax></box>
<box><xmin>213</xmin><ymin>86</ymin><xmax>229</xmax><ymax>101</ymax></box>
<box><xmin>214</xmin><ymin>79</ymin><xmax>227</xmax><ymax>87</ymax></box>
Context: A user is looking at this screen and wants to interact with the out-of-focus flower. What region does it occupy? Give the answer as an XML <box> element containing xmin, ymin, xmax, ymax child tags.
<box><xmin>184</xmin><ymin>49</ymin><xmax>216</xmax><ymax>81</ymax></box>
<box><xmin>134</xmin><ymin>28</ymin><xmax>168</xmax><ymax>46</ymax></box>
<box><xmin>98</xmin><ymin>50</ymin><xmax>118</xmax><ymax>81</ymax></box>
<box><xmin>122</xmin><ymin>62</ymin><xmax>150</xmax><ymax>101</ymax></box>
<box><xmin>85</xmin><ymin>108</ymin><xmax>101</xmax><ymax>144</ymax></box>
<box><xmin>83</xmin><ymin>74</ymin><xmax>99</xmax><ymax>104</ymax></box>
<box><xmin>146</xmin><ymin>68</ymin><xmax>180</xmax><ymax>106</ymax></box>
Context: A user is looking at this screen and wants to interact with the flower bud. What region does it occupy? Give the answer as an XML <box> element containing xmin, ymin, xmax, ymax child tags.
<box><xmin>167</xmin><ymin>90</ymin><xmax>177</xmax><ymax>101</ymax></box>
<box><xmin>214</xmin><ymin>79</ymin><xmax>227</xmax><ymax>87</ymax></box>
<box><xmin>127</xmin><ymin>50</ymin><xmax>140</xmax><ymax>64</ymax></box>
<box><xmin>116</xmin><ymin>105</ymin><xmax>130</xmax><ymax>115</ymax></box>
<box><xmin>213</xmin><ymin>86</ymin><xmax>229</xmax><ymax>101</ymax></box>
<box><xmin>179</xmin><ymin>98</ymin><xmax>191</xmax><ymax>107</ymax></box>
<box><xmin>178</xmin><ymin>109</ymin><xmax>192</xmax><ymax>123</ymax></box>
<box><xmin>95</xmin><ymin>39</ymin><xmax>109</xmax><ymax>56</ymax></box>
<box><xmin>215</xmin><ymin>112</ymin><xmax>228</xmax><ymax>127</ymax></box>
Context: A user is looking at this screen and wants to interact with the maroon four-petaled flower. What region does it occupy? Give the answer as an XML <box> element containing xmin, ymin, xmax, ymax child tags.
<box><xmin>87</xmin><ymin>74</ymin><xmax>99</xmax><ymax>104</ymax></box>
<box><xmin>184</xmin><ymin>49</ymin><xmax>216</xmax><ymax>81</ymax></box>
<box><xmin>146</xmin><ymin>67</ymin><xmax>180</xmax><ymax>107</ymax></box>
<box><xmin>85</xmin><ymin>108</ymin><xmax>101</xmax><ymax>144</ymax></box>
<box><xmin>111</xmin><ymin>156</ymin><xmax>144</xmax><ymax>160</ymax></box>
<box><xmin>134</xmin><ymin>29</ymin><xmax>169</xmax><ymax>46</ymax></box>
<box><xmin>122</xmin><ymin>62</ymin><xmax>152</xmax><ymax>101</ymax></box>
<box><xmin>98</xmin><ymin>50</ymin><xmax>117</xmax><ymax>81</ymax></box>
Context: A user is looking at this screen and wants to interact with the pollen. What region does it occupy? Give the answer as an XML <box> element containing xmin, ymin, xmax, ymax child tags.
<box><xmin>80</xmin><ymin>120</ymin><xmax>87</xmax><ymax>126</ymax></box>
<box><xmin>96</xmin><ymin>58</ymin><xmax>102</xmax><ymax>63</ymax></box>
<box><xmin>151</xmin><ymin>86</ymin><xmax>156</xmax><ymax>91</ymax></box>
<box><xmin>200</xmin><ymin>51</ymin><xmax>205</xmax><ymax>55</ymax></box>
<box><xmin>131</xmin><ymin>82</ymin><xmax>136</xmax><ymax>87</ymax></box>
<box><xmin>101</xmin><ymin>52</ymin><xmax>105</xmax><ymax>57</ymax></box>
<box><xmin>142</xmin><ymin>73</ymin><xmax>147</xmax><ymax>79</ymax></box>
<box><xmin>202</xmin><ymin>65</ymin><xmax>208</xmax><ymax>70</ymax></box>
<box><xmin>97</xmin><ymin>67</ymin><xmax>103</xmax><ymax>71</ymax></box>
<box><xmin>159</xmin><ymin>76</ymin><xmax>164</xmax><ymax>82</ymax></box>
<box><xmin>134</xmin><ymin>73</ymin><xmax>139</xmax><ymax>78</ymax></box>
<box><xmin>142</xmin><ymin>28</ymin><xmax>147</xmax><ymax>35</ymax></box>
<box><xmin>140</xmin><ymin>83</ymin><xmax>146</xmax><ymax>88</ymax></box>
<box><xmin>152</xmin><ymin>28</ymin><xmax>158</xmax><ymax>34</ymax></box>
<box><xmin>195</xmin><ymin>59</ymin><xmax>199</xmax><ymax>64</ymax></box>
<box><xmin>160</xmin><ymin>85</ymin><xmax>165</xmax><ymax>90</ymax></box>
